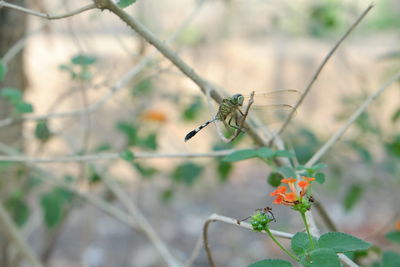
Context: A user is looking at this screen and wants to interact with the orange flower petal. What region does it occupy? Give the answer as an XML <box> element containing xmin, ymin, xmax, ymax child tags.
<box><xmin>281</xmin><ymin>178</ymin><xmax>297</xmax><ymax>184</ymax></box>
<box><xmin>304</xmin><ymin>176</ymin><xmax>316</xmax><ymax>182</ymax></box>
<box><xmin>284</xmin><ymin>192</ymin><xmax>297</xmax><ymax>202</ymax></box>
<box><xmin>396</xmin><ymin>221</ymin><xmax>400</xmax><ymax>231</ymax></box>
<box><xmin>273</xmin><ymin>195</ymin><xmax>284</xmax><ymax>204</ymax></box>
<box><xmin>298</xmin><ymin>180</ymin><xmax>309</xmax><ymax>189</ymax></box>
<box><xmin>270</xmin><ymin>186</ymin><xmax>286</xmax><ymax>196</ymax></box>
<box><xmin>142</xmin><ymin>110</ymin><xmax>168</xmax><ymax>122</ymax></box>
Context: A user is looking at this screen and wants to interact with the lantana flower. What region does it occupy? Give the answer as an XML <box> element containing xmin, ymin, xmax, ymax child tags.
<box><xmin>270</xmin><ymin>176</ymin><xmax>315</xmax><ymax>212</ymax></box>
<box><xmin>141</xmin><ymin>109</ymin><xmax>168</xmax><ymax>123</ymax></box>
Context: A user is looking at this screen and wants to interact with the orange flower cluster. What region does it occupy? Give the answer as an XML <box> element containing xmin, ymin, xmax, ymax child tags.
<box><xmin>270</xmin><ymin>176</ymin><xmax>315</xmax><ymax>206</ymax></box>
<box><xmin>396</xmin><ymin>221</ymin><xmax>400</xmax><ymax>231</ymax></box>
<box><xmin>141</xmin><ymin>110</ymin><xmax>168</xmax><ymax>123</ymax></box>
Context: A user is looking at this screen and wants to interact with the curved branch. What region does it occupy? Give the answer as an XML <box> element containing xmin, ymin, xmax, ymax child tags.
<box><xmin>0</xmin><ymin>1</ymin><xmax>96</xmax><ymax>20</ymax></box>
<box><xmin>203</xmin><ymin>213</ymin><xmax>293</xmax><ymax>267</ymax></box>
<box><xmin>0</xmin><ymin>149</ymin><xmax>239</xmax><ymax>163</ymax></box>
<box><xmin>0</xmin><ymin>203</ymin><xmax>43</xmax><ymax>267</ymax></box>
<box><xmin>276</xmin><ymin>4</ymin><xmax>374</xmax><ymax>136</ymax></box>
<box><xmin>306</xmin><ymin>71</ymin><xmax>400</xmax><ymax>167</ymax></box>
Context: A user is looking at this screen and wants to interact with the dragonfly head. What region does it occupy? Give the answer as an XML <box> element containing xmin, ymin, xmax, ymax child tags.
<box><xmin>231</xmin><ymin>94</ymin><xmax>244</xmax><ymax>106</ymax></box>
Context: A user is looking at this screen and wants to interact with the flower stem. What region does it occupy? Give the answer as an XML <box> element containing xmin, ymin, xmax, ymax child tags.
<box><xmin>265</xmin><ymin>228</ymin><xmax>300</xmax><ymax>262</ymax></box>
<box><xmin>300</xmin><ymin>211</ymin><xmax>315</xmax><ymax>249</ymax></box>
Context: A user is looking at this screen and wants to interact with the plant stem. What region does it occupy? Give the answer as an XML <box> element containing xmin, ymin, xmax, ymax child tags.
<box><xmin>300</xmin><ymin>211</ymin><xmax>315</xmax><ymax>249</ymax></box>
<box><xmin>265</xmin><ymin>228</ymin><xmax>300</xmax><ymax>262</ymax></box>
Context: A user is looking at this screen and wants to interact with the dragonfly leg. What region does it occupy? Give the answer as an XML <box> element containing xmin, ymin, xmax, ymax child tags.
<box><xmin>228</xmin><ymin>114</ymin><xmax>245</xmax><ymax>132</ymax></box>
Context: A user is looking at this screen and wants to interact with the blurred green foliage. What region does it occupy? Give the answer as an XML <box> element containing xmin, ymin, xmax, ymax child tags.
<box><xmin>5</xmin><ymin>190</ymin><xmax>29</xmax><ymax>227</ymax></box>
<box><xmin>182</xmin><ymin>96</ymin><xmax>203</xmax><ymax>121</ymax></box>
<box><xmin>1</xmin><ymin>88</ymin><xmax>34</xmax><ymax>114</ymax></box>
<box><xmin>59</xmin><ymin>54</ymin><xmax>96</xmax><ymax>81</ymax></box>
<box><xmin>117</xmin><ymin>0</ymin><xmax>137</xmax><ymax>9</ymax></box>
<box><xmin>40</xmin><ymin>187</ymin><xmax>74</xmax><ymax>228</ymax></box>
<box><xmin>0</xmin><ymin>61</ymin><xmax>7</xmax><ymax>81</ymax></box>
<box><xmin>35</xmin><ymin>120</ymin><xmax>52</xmax><ymax>143</ymax></box>
<box><xmin>172</xmin><ymin>162</ymin><xmax>203</xmax><ymax>185</ymax></box>
<box><xmin>307</xmin><ymin>0</ymin><xmax>341</xmax><ymax>37</ymax></box>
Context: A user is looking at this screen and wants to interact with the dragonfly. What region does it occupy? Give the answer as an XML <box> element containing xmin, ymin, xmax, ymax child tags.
<box><xmin>184</xmin><ymin>89</ymin><xmax>300</xmax><ymax>142</ymax></box>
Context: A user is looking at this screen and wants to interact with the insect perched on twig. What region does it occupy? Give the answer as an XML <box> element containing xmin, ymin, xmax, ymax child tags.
<box><xmin>237</xmin><ymin>206</ymin><xmax>276</xmax><ymax>225</ymax></box>
<box><xmin>184</xmin><ymin>90</ymin><xmax>301</xmax><ymax>142</ymax></box>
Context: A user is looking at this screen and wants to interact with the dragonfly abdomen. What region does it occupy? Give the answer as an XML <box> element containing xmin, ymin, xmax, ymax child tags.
<box><xmin>184</xmin><ymin>118</ymin><xmax>217</xmax><ymax>142</ymax></box>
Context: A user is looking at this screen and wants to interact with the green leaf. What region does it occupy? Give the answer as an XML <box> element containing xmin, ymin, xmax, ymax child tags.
<box><xmin>308</xmin><ymin>248</ymin><xmax>341</xmax><ymax>267</ymax></box>
<box><xmin>15</xmin><ymin>101</ymin><xmax>34</xmax><ymax>113</ymax></box>
<box><xmin>248</xmin><ymin>259</ymin><xmax>292</xmax><ymax>267</ymax></box>
<box><xmin>315</xmin><ymin>172</ymin><xmax>325</xmax><ymax>184</ymax></box>
<box><xmin>94</xmin><ymin>143</ymin><xmax>112</xmax><ymax>152</ymax></box>
<box><xmin>392</xmin><ymin>108</ymin><xmax>400</xmax><ymax>123</ymax></box>
<box><xmin>279</xmin><ymin>166</ymin><xmax>296</xmax><ymax>178</ymax></box>
<box><xmin>117</xmin><ymin>121</ymin><xmax>138</xmax><ymax>146</ymax></box>
<box><xmin>318</xmin><ymin>232</ymin><xmax>370</xmax><ymax>253</ymax></box>
<box><xmin>132</xmin><ymin>78</ymin><xmax>153</xmax><ymax>97</ymax></box>
<box><xmin>161</xmin><ymin>188</ymin><xmax>174</xmax><ymax>201</ymax></box>
<box><xmin>385</xmin><ymin>231</ymin><xmax>400</xmax><ymax>244</ymax></box>
<box><xmin>139</xmin><ymin>132</ymin><xmax>158</xmax><ymax>150</ymax></box>
<box><xmin>132</xmin><ymin>162</ymin><xmax>157</xmax><ymax>178</ymax></box>
<box><xmin>257</xmin><ymin>147</ymin><xmax>275</xmax><ymax>158</ymax></box>
<box><xmin>274</xmin><ymin>150</ymin><xmax>293</xmax><ymax>158</ymax></box>
<box><xmin>343</xmin><ymin>184</ymin><xmax>363</xmax><ymax>211</ymax></box>
<box><xmin>267</xmin><ymin>172</ymin><xmax>283</xmax><ymax>187</ymax></box>
<box><xmin>35</xmin><ymin>120</ymin><xmax>52</xmax><ymax>142</ymax></box>
<box><xmin>217</xmin><ymin>161</ymin><xmax>232</xmax><ymax>182</ymax></box>
<box><xmin>120</xmin><ymin>149</ymin><xmax>135</xmax><ymax>162</ymax></box>
<box><xmin>71</xmin><ymin>54</ymin><xmax>96</xmax><ymax>65</ymax></box>
<box><xmin>349</xmin><ymin>141</ymin><xmax>372</xmax><ymax>163</ymax></box>
<box><xmin>182</xmin><ymin>96</ymin><xmax>203</xmax><ymax>121</ymax></box>
<box><xmin>1</xmin><ymin>88</ymin><xmax>22</xmax><ymax>102</ymax></box>
<box><xmin>40</xmin><ymin>187</ymin><xmax>74</xmax><ymax>228</ymax></box>
<box><xmin>172</xmin><ymin>162</ymin><xmax>203</xmax><ymax>185</ymax></box>
<box><xmin>0</xmin><ymin>61</ymin><xmax>7</xmax><ymax>81</ymax></box>
<box><xmin>291</xmin><ymin>232</ymin><xmax>316</xmax><ymax>257</ymax></box>
<box><xmin>382</xmin><ymin>251</ymin><xmax>400</xmax><ymax>267</ymax></box>
<box><xmin>117</xmin><ymin>0</ymin><xmax>137</xmax><ymax>8</ymax></box>
<box><xmin>311</xmin><ymin>163</ymin><xmax>327</xmax><ymax>171</ymax></box>
<box><xmin>222</xmin><ymin>149</ymin><xmax>258</xmax><ymax>162</ymax></box>
<box><xmin>386</xmin><ymin>135</ymin><xmax>400</xmax><ymax>158</ymax></box>
<box><xmin>5</xmin><ymin>193</ymin><xmax>29</xmax><ymax>227</ymax></box>
<box><xmin>89</xmin><ymin>168</ymin><xmax>102</xmax><ymax>183</ymax></box>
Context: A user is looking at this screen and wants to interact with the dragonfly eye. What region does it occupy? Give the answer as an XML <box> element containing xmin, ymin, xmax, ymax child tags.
<box><xmin>231</xmin><ymin>94</ymin><xmax>244</xmax><ymax>106</ymax></box>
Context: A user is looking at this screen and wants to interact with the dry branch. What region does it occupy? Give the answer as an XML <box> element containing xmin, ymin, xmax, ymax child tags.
<box><xmin>0</xmin><ymin>203</ymin><xmax>43</xmax><ymax>267</ymax></box>
<box><xmin>275</xmin><ymin>4</ymin><xmax>374</xmax><ymax>137</ymax></box>
<box><xmin>0</xmin><ymin>1</ymin><xmax>95</xmax><ymax>19</ymax></box>
<box><xmin>306</xmin><ymin>71</ymin><xmax>400</xmax><ymax>167</ymax></box>
<box><xmin>203</xmin><ymin>213</ymin><xmax>293</xmax><ymax>267</ymax></box>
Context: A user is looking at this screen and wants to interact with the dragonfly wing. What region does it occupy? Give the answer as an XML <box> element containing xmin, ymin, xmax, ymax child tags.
<box><xmin>243</xmin><ymin>89</ymin><xmax>302</xmax><ymax>106</ymax></box>
<box><xmin>240</xmin><ymin>90</ymin><xmax>301</xmax><ymax>132</ymax></box>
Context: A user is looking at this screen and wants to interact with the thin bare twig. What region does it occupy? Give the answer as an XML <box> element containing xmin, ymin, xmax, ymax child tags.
<box><xmin>0</xmin><ymin>149</ymin><xmax>239</xmax><ymax>163</ymax></box>
<box><xmin>0</xmin><ymin>0</ymin><xmax>206</xmax><ymax>129</ymax></box>
<box><xmin>0</xmin><ymin>203</ymin><xmax>43</xmax><ymax>267</ymax></box>
<box><xmin>102</xmin><ymin>177</ymin><xmax>182</xmax><ymax>267</ymax></box>
<box><xmin>0</xmin><ymin>1</ymin><xmax>96</xmax><ymax>20</ymax></box>
<box><xmin>203</xmin><ymin>213</ymin><xmax>293</xmax><ymax>267</ymax></box>
<box><xmin>275</xmin><ymin>4</ymin><xmax>374</xmax><ymax>137</ymax></box>
<box><xmin>226</xmin><ymin>91</ymin><xmax>255</xmax><ymax>143</ymax></box>
<box><xmin>306</xmin><ymin>71</ymin><xmax>400</xmax><ymax>168</ymax></box>
<box><xmin>101</xmin><ymin>0</ymin><xmax>271</xmax><ymax>147</ymax></box>
<box><xmin>183</xmin><ymin>232</ymin><xmax>203</xmax><ymax>267</ymax></box>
